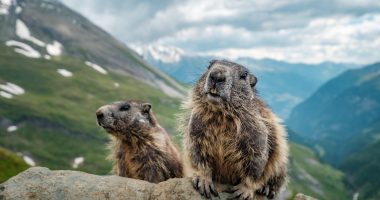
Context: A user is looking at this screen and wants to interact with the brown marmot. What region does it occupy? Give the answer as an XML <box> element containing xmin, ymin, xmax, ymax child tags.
<box><xmin>96</xmin><ymin>100</ymin><xmax>183</xmax><ymax>183</ymax></box>
<box><xmin>180</xmin><ymin>60</ymin><xmax>288</xmax><ymax>200</ymax></box>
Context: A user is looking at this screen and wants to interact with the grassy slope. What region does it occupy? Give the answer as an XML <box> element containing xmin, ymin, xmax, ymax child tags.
<box><xmin>288</xmin><ymin>143</ymin><xmax>350</xmax><ymax>200</ymax></box>
<box><xmin>0</xmin><ymin>147</ymin><xmax>29</xmax><ymax>183</ymax></box>
<box><xmin>0</xmin><ymin>44</ymin><xmax>181</xmax><ymax>174</ymax></box>
<box><xmin>342</xmin><ymin>132</ymin><xmax>380</xmax><ymax>200</ymax></box>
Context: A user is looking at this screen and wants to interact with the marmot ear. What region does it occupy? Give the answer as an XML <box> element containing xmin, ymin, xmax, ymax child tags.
<box><xmin>142</xmin><ymin>103</ymin><xmax>152</xmax><ymax>113</ymax></box>
<box><xmin>208</xmin><ymin>59</ymin><xmax>218</xmax><ymax>69</ymax></box>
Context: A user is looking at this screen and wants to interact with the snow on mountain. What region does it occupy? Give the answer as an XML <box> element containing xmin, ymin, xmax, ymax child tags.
<box><xmin>47</xmin><ymin>40</ymin><xmax>63</xmax><ymax>56</ymax></box>
<box><xmin>7</xmin><ymin>125</ymin><xmax>18</xmax><ymax>132</ymax></box>
<box><xmin>72</xmin><ymin>156</ymin><xmax>84</xmax><ymax>169</ymax></box>
<box><xmin>16</xmin><ymin>19</ymin><xmax>46</xmax><ymax>47</ymax></box>
<box><xmin>15</xmin><ymin>5</ymin><xmax>21</xmax><ymax>13</ymax></box>
<box><xmin>85</xmin><ymin>61</ymin><xmax>108</xmax><ymax>74</ymax></box>
<box><xmin>6</xmin><ymin>40</ymin><xmax>41</xmax><ymax>58</ymax></box>
<box><xmin>57</xmin><ymin>69</ymin><xmax>73</xmax><ymax>77</ymax></box>
<box><xmin>0</xmin><ymin>81</ymin><xmax>24</xmax><ymax>99</ymax></box>
<box><xmin>130</xmin><ymin>44</ymin><xmax>184</xmax><ymax>63</ymax></box>
<box><xmin>0</xmin><ymin>82</ymin><xmax>25</xmax><ymax>95</ymax></box>
<box><xmin>14</xmin><ymin>16</ymin><xmax>65</xmax><ymax>57</ymax></box>
<box><xmin>23</xmin><ymin>155</ymin><xmax>36</xmax><ymax>166</ymax></box>
<box><xmin>0</xmin><ymin>0</ymin><xmax>14</xmax><ymax>15</ymax></box>
<box><xmin>0</xmin><ymin>91</ymin><xmax>13</xmax><ymax>99</ymax></box>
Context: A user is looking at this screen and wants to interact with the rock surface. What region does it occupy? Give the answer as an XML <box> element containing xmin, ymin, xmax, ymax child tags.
<box><xmin>0</xmin><ymin>167</ymin><xmax>316</xmax><ymax>200</ymax></box>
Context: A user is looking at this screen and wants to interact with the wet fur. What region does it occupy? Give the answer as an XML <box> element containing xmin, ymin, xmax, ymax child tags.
<box><xmin>180</xmin><ymin>61</ymin><xmax>288</xmax><ymax>199</ymax></box>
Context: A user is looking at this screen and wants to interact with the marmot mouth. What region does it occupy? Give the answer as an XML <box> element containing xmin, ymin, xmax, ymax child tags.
<box><xmin>206</xmin><ymin>91</ymin><xmax>220</xmax><ymax>97</ymax></box>
<box><xmin>206</xmin><ymin>92</ymin><xmax>224</xmax><ymax>102</ymax></box>
<box><xmin>98</xmin><ymin>123</ymin><xmax>114</xmax><ymax>132</ymax></box>
<box><xmin>102</xmin><ymin>126</ymin><xmax>115</xmax><ymax>133</ymax></box>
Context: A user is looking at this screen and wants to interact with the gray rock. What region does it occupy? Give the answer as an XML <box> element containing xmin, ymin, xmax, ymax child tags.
<box><xmin>0</xmin><ymin>167</ymin><xmax>316</xmax><ymax>200</ymax></box>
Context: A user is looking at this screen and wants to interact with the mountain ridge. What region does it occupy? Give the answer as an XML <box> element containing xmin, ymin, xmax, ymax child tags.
<box><xmin>287</xmin><ymin>62</ymin><xmax>380</xmax><ymax>200</ymax></box>
<box><xmin>134</xmin><ymin>45</ymin><xmax>358</xmax><ymax>118</ymax></box>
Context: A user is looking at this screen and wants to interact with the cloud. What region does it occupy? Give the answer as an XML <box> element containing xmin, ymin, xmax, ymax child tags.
<box><xmin>207</xmin><ymin>14</ymin><xmax>380</xmax><ymax>64</ymax></box>
<box><xmin>61</xmin><ymin>0</ymin><xmax>380</xmax><ymax>64</ymax></box>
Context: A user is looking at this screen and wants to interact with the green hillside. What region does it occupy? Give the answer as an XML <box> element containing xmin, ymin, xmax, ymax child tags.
<box><xmin>0</xmin><ymin>44</ymin><xmax>181</xmax><ymax>174</ymax></box>
<box><xmin>288</xmin><ymin>143</ymin><xmax>350</xmax><ymax>200</ymax></box>
<box><xmin>342</xmin><ymin>133</ymin><xmax>380</xmax><ymax>200</ymax></box>
<box><xmin>0</xmin><ymin>147</ymin><xmax>29</xmax><ymax>183</ymax></box>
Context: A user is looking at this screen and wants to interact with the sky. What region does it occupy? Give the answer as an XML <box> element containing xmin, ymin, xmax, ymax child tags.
<box><xmin>61</xmin><ymin>0</ymin><xmax>380</xmax><ymax>64</ymax></box>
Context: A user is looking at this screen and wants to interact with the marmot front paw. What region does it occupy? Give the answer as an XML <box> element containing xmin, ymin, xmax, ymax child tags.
<box><xmin>225</xmin><ymin>184</ymin><xmax>256</xmax><ymax>200</ymax></box>
<box><xmin>192</xmin><ymin>176</ymin><xmax>218</xmax><ymax>198</ymax></box>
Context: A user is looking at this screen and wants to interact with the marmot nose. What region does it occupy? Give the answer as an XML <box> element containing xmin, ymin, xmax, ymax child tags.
<box><xmin>209</xmin><ymin>71</ymin><xmax>226</xmax><ymax>84</ymax></box>
<box><xmin>96</xmin><ymin>110</ymin><xmax>104</xmax><ymax>120</ymax></box>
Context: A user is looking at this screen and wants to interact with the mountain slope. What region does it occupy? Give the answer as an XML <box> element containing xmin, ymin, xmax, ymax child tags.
<box><xmin>0</xmin><ymin>43</ymin><xmax>182</xmax><ymax>173</ymax></box>
<box><xmin>288</xmin><ymin>143</ymin><xmax>350</xmax><ymax>200</ymax></box>
<box><xmin>287</xmin><ymin>62</ymin><xmax>380</xmax><ymax>163</ymax></box>
<box><xmin>342</xmin><ymin>139</ymin><xmax>380</xmax><ymax>200</ymax></box>
<box><xmin>134</xmin><ymin>46</ymin><xmax>356</xmax><ymax>118</ymax></box>
<box><xmin>0</xmin><ymin>0</ymin><xmax>184</xmax><ymax>97</ymax></box>
<box><xmin>0</xmin><ymin>0</ymin><xmax>186</xmax><ymax>174</ymax></box>
<box><xmin>287</xmin><ymin>62</ymin><xmax>380</xmax><ymax>199</ymax></box>
<box><xmin>0</xmin><ymin>147</ymin><xmax>29</xmax><ymax>183</ymax></box>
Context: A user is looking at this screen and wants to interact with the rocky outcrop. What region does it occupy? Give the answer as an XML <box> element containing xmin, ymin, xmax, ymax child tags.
<box><xmin>0</xmin><ymin>167</ymin><xmax>316</xmax><ymax>200</ymax></box>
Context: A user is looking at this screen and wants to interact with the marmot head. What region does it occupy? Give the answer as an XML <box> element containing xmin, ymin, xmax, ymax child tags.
<box><xmin>195</xmin><ymin>60</ymin><xmax>258</xmax><ymax>106</ymax></box>
<box><xmin>96</xmin><ymin>100</ymin><xmax>156</xmax><ymax>139</ymax></box>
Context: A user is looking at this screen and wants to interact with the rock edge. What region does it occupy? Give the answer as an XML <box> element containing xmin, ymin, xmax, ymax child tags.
<box><xmin>0</xmin><ymin>167</ymin><xmax>316</xmax><ymax>200</ymax></box>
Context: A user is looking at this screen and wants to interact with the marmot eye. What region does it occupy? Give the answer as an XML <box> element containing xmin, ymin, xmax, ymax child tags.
<box><xmin>119</xmin><ymin>104</ymin><xmax>130</xmax><ymax>111</ymax></box>
<box><xmin>240</xmin><ymin>71</ymin><xmax>248</xmax><ymax>79</ymax></box>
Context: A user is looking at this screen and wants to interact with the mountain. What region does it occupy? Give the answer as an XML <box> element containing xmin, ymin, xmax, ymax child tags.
<box><xmin>133</xmin><ymin>45</ymin><xmax>357</xmax><ymax>118</ymax></box>
<box><xmin>287</xmin><ymin>62</ymin><xmax>380</xmax><ymax>199</ymax></box>
<box><xmin>0</xmin><ymin>0</ymin><xmax>183</xmax><ymax>174</ymax></box>
<box><xmin>0</xmin><ymin>0</ymin><xmax>185</xmax><ymax>97</ymax></box>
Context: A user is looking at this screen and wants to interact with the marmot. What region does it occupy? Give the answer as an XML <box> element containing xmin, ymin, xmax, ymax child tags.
<box><xmin>96</xmin><ymin>100</ymin><xmax>183</xmax><ymax>183</ymax></box>
<box><xmin>180</xmin><ymin>60</ymin><xmax>288</xmax><ymax>200</ymax></box>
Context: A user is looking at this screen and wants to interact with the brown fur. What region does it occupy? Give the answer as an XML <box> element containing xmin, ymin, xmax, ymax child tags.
<box><xmin>180</xmin><ymin>60</ymin><xmax>288</xmax><ymax>199</ymax></box>
<box><xmin>97</xmin><ymin>100</ymin><xmax>183</xmax><ymax>183</ymax></box>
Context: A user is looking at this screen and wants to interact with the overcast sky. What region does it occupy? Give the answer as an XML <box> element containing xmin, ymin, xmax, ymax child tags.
<box><xmin>61</xmin><ymin>0</ymin><xmax>380</xmax><ymax>64</ymax></box>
